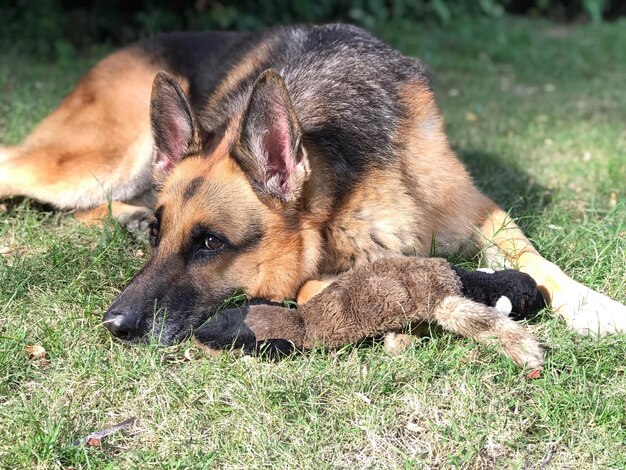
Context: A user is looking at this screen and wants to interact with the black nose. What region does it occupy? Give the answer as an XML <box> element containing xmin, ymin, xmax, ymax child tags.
<box><xmin>103</xmin><ymin>308</ymin><xmax>142</xmax><ymax>340</ymax></box>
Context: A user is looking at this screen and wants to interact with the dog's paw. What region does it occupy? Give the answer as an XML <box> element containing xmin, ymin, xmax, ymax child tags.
<box><xmin>116</xmin><ymin>207</ymin><xmax>153</xmax><ymax>236</ymax></box>
<box><xmin>552</xmin><ymin>279</ymin><xmax>626</xmax><ymax>336</ymax></box>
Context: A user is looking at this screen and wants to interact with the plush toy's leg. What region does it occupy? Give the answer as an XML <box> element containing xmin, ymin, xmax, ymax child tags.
<box><xmin>431</xmin><ymin>295</ymin><xmax>544</xmax><ymax>368</ymax></box>
<box><xmin>297</xmin><ymin>275</ymin><xmax>418</xmax><ymax>355</ymax></box>
<box><xmin>194</xmin><ymin>303</ymin><xmax>305</xmax><ymax>357</ymax></box>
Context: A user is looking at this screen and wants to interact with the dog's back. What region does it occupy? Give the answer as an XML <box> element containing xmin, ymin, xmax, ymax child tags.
<box><xmin>139</xmin><ymin>25</ymin><xmax>431</xmax><ymax>195</ymax></box>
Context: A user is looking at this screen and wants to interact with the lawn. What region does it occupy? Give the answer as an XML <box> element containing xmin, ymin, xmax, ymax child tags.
<box><xmin>1</xmin><ymin>16</ymin><xmax>625</xmax><ymax>468</ymax></box>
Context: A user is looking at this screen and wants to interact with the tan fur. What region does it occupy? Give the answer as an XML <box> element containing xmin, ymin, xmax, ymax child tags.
<box><xmin>0</xmin><ymin>48</ymin><xmax>165</xmax><ymax>209</ymax></box>
<box><xmin>432</xmin><ymin>296</ymin><xmax>544</xmax><ymax>368</ymax></box>
<box><xmin>296</xmin><ymin>275</ymin><xmax>337</xmax><ymax>304</ymax></box>
<box><xmin>192</xmin><ymin>338</ymin><xmax>224</xmax><ymax>358</ymax></box>
<box><xmin>75</xmin><ymin>201</ymin><xmax>152</xmax><ymax>227</ymax></box>
<box><xmin>321</xmin><ymin>168</ymin><xmax>425</xmax><ymax>272</ymax></box>
<box><xmin>395</xmin><ymin>82</ymin><xmax>492</xmax><ymax>256</ymax></box>
<box><xmin>315</xmin><ymin>83</ymin><xmax>490</xmax><ymax>274</ymax></box>
<box><xmin>155</xmin><ymin>152</ymin><xmax>322</xmax><ymax>302</ymax></box>
<box><xmin>243</xmin><ymin>258</ymin><xmax>544</xmax><ymax>368</ymax></box>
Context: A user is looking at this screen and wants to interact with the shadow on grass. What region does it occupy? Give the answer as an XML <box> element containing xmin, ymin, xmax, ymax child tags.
<box><xmin>459</xmin><ymin>149</ymin><xmax>552</xmax><ymax>220</ymax></box>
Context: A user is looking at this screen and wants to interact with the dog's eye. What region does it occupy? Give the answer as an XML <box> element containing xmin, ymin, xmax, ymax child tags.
<box><xmin>204</xmin><ymin>235</ymin><xmax>223</xmax><ymax>251</ymax></box>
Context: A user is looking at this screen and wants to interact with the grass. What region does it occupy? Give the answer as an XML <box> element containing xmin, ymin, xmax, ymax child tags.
<box><xmin>1</xmin><ymin>16</ymin><xmax>625</xmax><ymax>468</ymax></box>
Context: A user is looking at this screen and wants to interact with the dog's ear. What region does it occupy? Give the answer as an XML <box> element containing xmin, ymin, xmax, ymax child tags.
<box><xmin>150</xmin><ymin>72</ymin><xmax>201</xmax><ymax>181</ymax></box>
<box><xmin>233</xmin><ymin>69</ymin><xmax>310</xmax><ymax>203</ymax></box>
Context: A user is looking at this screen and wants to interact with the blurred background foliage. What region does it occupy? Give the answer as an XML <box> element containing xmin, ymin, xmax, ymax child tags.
<box><xmin>1</xmin><ymin>0</ymin><xmax>624</xmax><ymax>58</ymax></box>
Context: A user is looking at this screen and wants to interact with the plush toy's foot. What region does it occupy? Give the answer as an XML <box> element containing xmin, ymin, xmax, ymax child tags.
<box><xmin>194</xmin><ymin>306</ymin><xmax>258</xmax><ymax>353</ymax></box>
<box><xmin>433</xmin><ymin>296</ymin><xmax>544</xmax><ymax>369</ymax></box>
<box><xmin>194</xmin><ymin>303</ymin><xmax>300</xmax><ymax>358</ymax></box>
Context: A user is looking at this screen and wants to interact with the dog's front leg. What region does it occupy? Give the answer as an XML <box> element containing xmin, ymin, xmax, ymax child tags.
<box><xmin>475</xmin><ymin>200</ymin><xmax>626</xmax><ymax>335</ymax></box>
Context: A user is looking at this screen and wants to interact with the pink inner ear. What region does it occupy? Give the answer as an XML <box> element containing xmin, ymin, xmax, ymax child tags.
<box><xmin>154</xmin><ymin>149</ymin><xmax>175</xmax><ymax>174</ymax></box>
<box><xmin>154</xmin><ymin>103</ymin><xmax>193</xmax><ymax>173</ymax></box>
<box><xmin>263</xmin><ymin>102</ymin><xmax>295</xmax><ymax>188</ymax></box>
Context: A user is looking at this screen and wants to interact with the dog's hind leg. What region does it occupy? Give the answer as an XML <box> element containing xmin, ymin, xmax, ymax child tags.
<box><xmin>475</xmin><ymin>200</ymin><xmax>626</xmax><ymax>336</ymax></box>
<box><xmin>0</xmin><ymin>48</ymin><xmax>162</xmax><ymax>221</ymax></box>
<box><xmin>75</xmin><ymin>200</ymin><xmax>154</xmax><ymax>233</ymax></box>
<box><xmin>0</xmin><ymin>131</ymin><xmax>154</xmax><ymax>210</ymax></box>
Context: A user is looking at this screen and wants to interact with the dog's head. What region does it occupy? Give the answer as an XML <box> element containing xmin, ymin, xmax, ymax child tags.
<box><xmin>103</xmin><ymin>70</ymin><xmax>326</xmax><ymax>344</ymax></box>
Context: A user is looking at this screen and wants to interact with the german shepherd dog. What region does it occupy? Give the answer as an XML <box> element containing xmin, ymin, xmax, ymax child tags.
<box><xmin>1</xmin><ymin>25</ymin><xmax>624</xmax><ymax>344</ymax></box>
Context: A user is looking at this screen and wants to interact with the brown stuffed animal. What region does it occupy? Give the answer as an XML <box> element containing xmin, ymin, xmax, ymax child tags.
<box><xmin>195</xmin><ymin>257</ymin><xmax>544</xmax><ymax>368</ymax></box>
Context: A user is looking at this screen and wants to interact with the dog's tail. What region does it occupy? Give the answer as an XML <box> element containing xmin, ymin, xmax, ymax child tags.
<box><xmin>431</xmin><ymin>295</ymin><xmax>544</xmax><ymax>369</ymax></box>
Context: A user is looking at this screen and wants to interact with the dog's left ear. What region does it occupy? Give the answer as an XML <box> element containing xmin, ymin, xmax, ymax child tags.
<box><xmin>233</xmin><ymin>69</ymin><xmax>310</xmax><ymax>203</ymax></box>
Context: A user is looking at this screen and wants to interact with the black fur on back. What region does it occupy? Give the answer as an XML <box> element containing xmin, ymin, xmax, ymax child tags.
<box><xmin>138</xmin><ymin>25</ymin><xmax>432</xmax><ymax>198</ymax></box>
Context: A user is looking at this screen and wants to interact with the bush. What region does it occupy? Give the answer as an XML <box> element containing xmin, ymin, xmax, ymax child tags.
<box><xmin>0</xmin><ymin>0</ymin><xmax>621</xmax><ymax>57</ymax></box>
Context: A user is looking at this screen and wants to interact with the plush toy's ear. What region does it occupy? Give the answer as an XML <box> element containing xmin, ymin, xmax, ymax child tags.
<box><xmin>494</xmin><ymin>296</ymin><xmax>513</xmax><ymax>315</ymax></box>
<box><xmin>150</xmin><ymin>71</ymin><xmax>202</xmax><ymax>182</ymax></box>
<box><xmin>232</xmin><ymin>69</ymin><xmax>309</xmax><ymax>203</ymax></box>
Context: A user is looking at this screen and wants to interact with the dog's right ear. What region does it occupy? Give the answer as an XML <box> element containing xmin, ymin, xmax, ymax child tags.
<box><xmin>150</xmin><ymin>72</ymin><xmax>201</xmax><ymax>182</ymax></box>
<box><xmin>232</xmin><ymin>69</ymin><xmax>309</xmax><ymax>204</ymax></box>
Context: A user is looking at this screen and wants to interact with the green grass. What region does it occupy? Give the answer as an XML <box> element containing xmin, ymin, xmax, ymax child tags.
<box><xmin>1</xmin><ymin>16</ymin><xmax>625</xmax><ymax>468</ymax></box>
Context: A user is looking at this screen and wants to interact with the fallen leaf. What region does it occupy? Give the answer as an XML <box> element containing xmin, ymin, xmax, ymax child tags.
<box><xmin>465</xmin><ymin>111</ymin><xmax>477</xmax><ymax>122</ymax></box>
<box><xmin>609</xmin><ymin>192</ymin><xmax>617</xmax><ymax>208</ymax></box>
<box><xmin>164</xmin><ymin>348</ymin><xmax>195</xmax><ymax>363</ymax></box>
<box><xmin>406</xmin><ymin>417</ymin><xmax>426</xmax><ymax>434</ymax></box>
<box><xmin>25</xmin><ymin>344</ymin><xmax>46</xmax><ymax>360</ymax></box>
<box><xmin>527</xmin><ymin>368</ymin><xmax>542</xmax><ymax>380</ymax></box>
<box><xmin>73</xmin><ymin>417</ymin><xmax>137</xmax><ymax>446</ymax></box>
<box><xmin>184</xmin><ymin>348</ymin><xmax>194</xmax><ymax>361</ymax></box>
<box><xmin>0</xmin><ymin>245</ymin><xmax>16</xmax><ymax>255</ymax></box>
